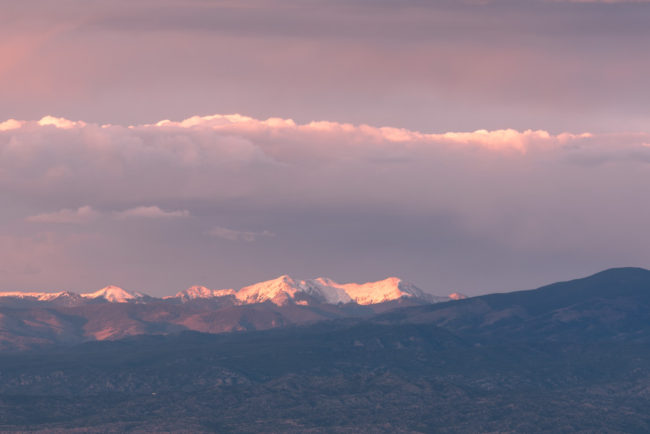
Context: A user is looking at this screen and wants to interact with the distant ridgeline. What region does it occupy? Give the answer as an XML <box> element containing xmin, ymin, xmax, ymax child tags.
<box><xmin>0</xmin><ymin>275</ymin><xmax>464</xmax><ymax>350</ymax></box>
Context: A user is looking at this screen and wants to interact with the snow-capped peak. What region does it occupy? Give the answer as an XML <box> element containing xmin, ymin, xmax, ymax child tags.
<box><xmin>171</xmin><ymin>285</ymin><xmax>236</xmax><ymax>302</ymax></box>
<box><xmin>163</xmin><ymin>275</ymin><xmax>452</xmax><ymax>306</ymax></box>
<box><xmin>235</xmin><ymin>275</ymin><xmax>302</xmax><ymax>305</ymax></box>
<box><xmin>229</xmin><ymin>275</ymin><xmax>447</xmax><ymax>306</ymax></box>
<box><xmin>81</xmin><ymin>285</ymin><xmax>142</xmax><ymax>303</ymax></box>
<box><xmin>300</xmin><ymin>278</ymin><xmax>352</xmax><ymax>304</ymax></box>
<box><xmin>332</xmin><ymin>276</ymin><xmax>428</xmax><ymax>305</ymax></box>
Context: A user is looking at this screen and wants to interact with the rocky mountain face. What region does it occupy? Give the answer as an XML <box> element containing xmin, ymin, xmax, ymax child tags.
<box><xmin>0</xmin><ymin>275</ymin><xmax>458</xmax><ymax>351</ymax></box>
<box><xmin>0</xmin><ymin>268</ymin><xmax>649</xmax><ymax>432</ymax></box>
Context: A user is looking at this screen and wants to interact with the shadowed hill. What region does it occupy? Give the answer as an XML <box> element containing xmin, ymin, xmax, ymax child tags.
<box><xmin>375</xmin><ymin>267</ymin><xmax>650</xmax><ymax>342</ymax></box>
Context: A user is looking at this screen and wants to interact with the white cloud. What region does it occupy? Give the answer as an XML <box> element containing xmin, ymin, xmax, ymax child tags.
<box><xmin>208</xmin><ymin>226</ymin><xmax>275</xmax><ymax>242</ymax></box>
<box><xmin>26</xmin><ymin>205</ymin><xmax>190</xmax><ymax>224</ymax></box>
<box><xmin>26</xmin><ymin>206</ymin><xmax>99</xmax><ymax>224</ymax></box>
<box><xmin>114</xmin><ymin>206</ymin><xmax>190</xmax><ymax>219</ymax></box>
<box><xmin>153</xmin><ymin>113</ymin><xmax>590</xmax><ymax>153</ymax></box>
<box><xmin>37</xmin><ymin>115</ymin><xmax>86</xmax><ymax>129</ymax></box>
<box><xmin>0</xmin><ymin>119</ymin><xmax>23</xmax><ymax>131</ymax></box>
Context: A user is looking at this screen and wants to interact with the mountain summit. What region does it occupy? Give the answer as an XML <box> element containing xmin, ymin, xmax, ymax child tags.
<box><xmin>195</xmin><ymin>275</ymin><xmax>452</xmax><ymax>306</ymax></box>
<box><xmin>172</xmin><ymin>286</ymin><xmax>236</xmax><ymax>302</ymax></box>
<box><xmin>81</xmin><ymin>286</ymin><xmax>144</xmax><ymax>303</ymax></box>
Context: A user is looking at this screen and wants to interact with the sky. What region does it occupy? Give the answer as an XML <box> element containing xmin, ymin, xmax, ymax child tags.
<box><xmin>1</xmin><ymin>0</ymin><xmax>650</xmax><ymax>296</ymax></box>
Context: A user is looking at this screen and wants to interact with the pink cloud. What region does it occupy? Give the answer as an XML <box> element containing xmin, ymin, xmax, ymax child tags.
<box><xmin>152</xmin><ymin>113</ymin><xmax>594</xmax><ymax>154</ymax></box>
<box><xmin>0</xmin><ymin>113</ymin><xmax>644</xmax><ymax>215</ymax></box>
<box><xmin>37</xmin><ymin>115</ymin><xmax>85</xmax><ymax>129</ymax></box>
<box><xmin>114</xmin><ymin>206</ymin><xmax>189</xmax><ymax>219</ymax></box>
<box><xmin>26</xmin><ymin>205</ymin><xmax>98</xmax><ymax>224</ymax></box>
<box><xmin>208</xmin><ymin>226</ymin><xmax>275</xmax><ymax>242</ymax></box>
<box><xmin>0</xmin><ymin>119</ymin><xmax>23</xmax><ymax>131</ymax></box>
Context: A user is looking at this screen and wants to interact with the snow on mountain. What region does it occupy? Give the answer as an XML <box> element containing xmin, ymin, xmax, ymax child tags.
<box><xmin>166</xmin><ymin>277</ymin><xmax>353</xmax><ymax>306</ymax></box>
<box><xmin>235</xmin><ymin>275</ymin><xmax>304</xmax><ymax>305</ymax></box>
<box><xmin>449</xmin><ymin>292</ymin><xmax>468</xmax><ymax>300</ymax></box>
<box><xmin>333</xmin><ymin>277</ymin><xmax>417</xmax><ymax>305</ymax></box>
<box><xmin>302</xmin><ymin>278</ymin><xmax>353</xmax><ymax>304</ymax></box>
<box><xmin>80</xmin><ymin>286</ymin><xmax>143</xmax><ymax>303</ymax></box>
<box><xmin>0</xmin><ymin>290</ymin><xmax>86</xmax><ymax>307</ymax></box>
<box><xmin>0</xmin><ymin>291</ymin><xmax>55</xmax><ymax>300</ymax></box>
<box><xmin>179</xmin><ymin>275</ymin><xmax>450</xmax><ymax>306</ymax></box>
<box><xmin>0</xmin><ymin>291</ymin><xmax>69</xmax><ymax>301</ymax></box>
<box><xmin>0</xmin><ymin>287</ymin><xmax>143</xmax><ymax>304</ymax></box>
<box><xmin>170</xmin><ymin>285</ymin><xmax>236</xmax><ymax>302</ymax></box>
<box><xmin>322</xmin><ymin>276</ymin><xmax>449</xmax><ymax>305</ymax></box>
<box><xmin>1</xmin><ymin>277</ymin><xmax>459</xmax><ymax>307</ymax></box>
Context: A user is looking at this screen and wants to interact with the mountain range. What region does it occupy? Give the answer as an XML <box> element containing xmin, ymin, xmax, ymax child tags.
<box><xmin>0</xmin><ymin>275</ymin><xmax>462</xmax><ymax>351</ymax></box>
<box><xmin>1</xmin><ymin>267</ymin><xmax>650</xmax><ymax>432</ymax></box>
<box><xmin>0</xmin><ymin>275</ymin><xmax>460</xmax><ymax>306</ymax></box>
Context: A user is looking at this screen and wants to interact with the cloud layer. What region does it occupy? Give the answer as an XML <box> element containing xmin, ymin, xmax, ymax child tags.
<box><xmin>209</xmin><ymin>226</ymin><xmax>275</xmax><ymax>243</ymax></box>
<box><xmin>114</xmin><ymin>206</ymin><xmax>189</xmax><ymax>220</ymax></box>
<box><xmin>2</xmin><ymin>113</ymin><xmax>650</xmax><ymax>295</ymax></box>
<box><xmin>26</xmin><ymin>206</ymin><xmax>99</xmax><ymax>224</ymax></box>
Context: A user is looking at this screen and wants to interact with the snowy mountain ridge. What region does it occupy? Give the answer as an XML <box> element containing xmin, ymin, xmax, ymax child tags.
<box><xmin>0</xmin><ymin>276</ymin><xmax>466</xmax><ymax>306</ymax></box>
<box><xmin>0</xmin><ymin>286</ymin><xmax>145</xmax><ymax>304</ymax></box>
<box><xmin>230</xmin><ymin>275</ymin><xmax>454</xmax><ymax>306</ymax></box>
